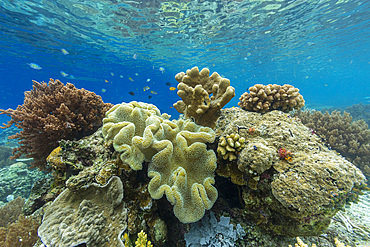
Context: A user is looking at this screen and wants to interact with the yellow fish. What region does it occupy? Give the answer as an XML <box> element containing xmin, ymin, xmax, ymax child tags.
<box><xmin>169</xmin><ymin>87</ymin><xmax>176</xmax><ymax>91</ymax></box>
<box><xmin>150</xmin><ymin>90</ymin><xmax>157</xmax><ymax>94</ymax></box>
<box><xmin>129</xmin><ymin>77</ymin><xmax>134</xmax><ymax>81</ymax></box>
<box><xmin>143</xmin><ymin>86</ymin><xmax>150</xmax><ymax>91</ymax></box>
<box><xmin>105</xmin><ymin>79</ymin><xmax>109</xmax><ymax>83</ymax></box>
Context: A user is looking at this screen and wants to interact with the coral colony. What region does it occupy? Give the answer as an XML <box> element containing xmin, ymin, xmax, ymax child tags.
<box><xmin>0</xmin><ymin>67</ymin><xmax>367</xmax><ymax>247</ymax></box>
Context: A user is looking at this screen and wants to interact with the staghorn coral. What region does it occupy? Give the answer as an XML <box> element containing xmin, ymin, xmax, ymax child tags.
<box><xmin>173</xmin><ymin>66</ymin><xmax>235</xmax><ymax>128</ymax></box>
<box><xmin>102</xmin><ymin>101</ymin><xmax>218</xmax><ymax>223</ymax></box>
<box><xmin>38</xmin><ymin>176</ymin><xmax>127</xmax><ymax>247</ymax></box>
<box><xmin>238</xmin><ymin>84</ymin><xmax>305</xmax><ymax>113</ymax></box>
<box><xmin>0</xmin><ymin>79</ymin><xmax>112</xmax><ymax>170</ymax></box>
<box><xmin>294</xmin><ymin>109</ymin><xmax>370</xmax><ymax>180</ymax></box>
<box><xmin>0</xmin><ymin>215</ymin><xmax>39</xmax><ymax>247</ymax></box>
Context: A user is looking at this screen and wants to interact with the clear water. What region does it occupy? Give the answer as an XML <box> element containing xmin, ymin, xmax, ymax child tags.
<box><xmin>0</xmin><ymin>0</ymin><xmax>369</xmax><ymax>120</ymax></box>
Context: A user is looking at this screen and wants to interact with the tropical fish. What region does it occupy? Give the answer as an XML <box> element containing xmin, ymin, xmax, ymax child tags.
<box><xmin>147</xmin><ymin>78</ymin><xmax>151</xmax><ymax>82</ymax></box>
<box><xmin>129</xmin><ymin>91</ymin><xmax>135</xmax><ymax>96</ymax></box>
<box><xmin>105</xmin><ymin>79</ymin><xmax>109</xmax><ymax>83</ymax></box>
<box><xmin>169</xmin><ymin>87</ymin><xmax>176</xmax><ymax>91</ymax></box>
<box><xmin>60</xmin><ymin>71</ymin><xmax>68</xmax><ymax>77</ymax></box>
<box><xmin>68</xmin><ymin>75</ymin><xmax>75</xmax><ymax>79</ymax></box>
<box><xmin>159</xmin><ymin>67</ymin><xmax>165</xmax><ymax>73</ymax></box>
<box><xmin>101</xmin><ymin>88</ymin><xmax>106</xmax><ymax>93</ymax></box>
<box><xmin>120</xmin><ymin>75</ymin><xmax>124</xmax><ymax>78</ymax></box>
<box><xmin>165</xmin><ymin>82</ymin><xmax>171</xmax><ymax>86</ymax></box>
<box><xmin>148</xmin><ymin>95</ymin><xmax>152</xmax><ymax>99</ymax></box>
<box><xmin>133</xmin><ymin>53</ymin><xmax>137</xmax><ymax>59</ymax></box>
<box><xmin>143</xmin><ymin>86</ymin><xmax>150</xmax><ymax>91</ymax></box>
<box><xmin>61</xmin><ymin>48</ymin><xmax>69</xmax><ymax>55</ymax></box>
<box><xmin>135</xmin><ymin>73</ymin><xmax>139</xmax><ymax>76</ymax></box>
<box><xmin>150</xmin><ymin>90</ymin><xmax>157</xmax><ymax>94</ymax></box>
<box><xmin>27</xmin><ymin>63</ymin><xmax>42</xmax><ymax>70</ymax></box>
<box><xmin>129</xmin><ymin>77</ymin><xmax>134</xmax><ymax>81</ymax></box>
<box><xmin>110</xmin><ymin>72</ymin><xmax>114</xmax><ymax>76</ymax></box>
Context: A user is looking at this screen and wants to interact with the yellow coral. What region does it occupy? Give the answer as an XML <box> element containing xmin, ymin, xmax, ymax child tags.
<box><xmin>217</xmin><ymin>133</ymin><xmax>245</xmax><ymax>161</ymax></box>
<box><xmin>102</xmin><ymin>101</ymin><xmax>218</xmax><ymax>223</ymax></box>
<box><xmin>135</xmin><ymin>230</ymin><xmax>153</xmax><ymax>247</ymax></box>
<box><xmin>173</xmin><ymin>66</ymin><xmax>235</xmax><ymax>128</ymax></box>
<box><xmin>288</xmin><ymin>237</ymin><xmax>351</xmax><ymax>247</ymax></box>
<box><xmin>46</xmin><ymin>146</ymin><xmax>65</xmax><ymax>171</ymax></box>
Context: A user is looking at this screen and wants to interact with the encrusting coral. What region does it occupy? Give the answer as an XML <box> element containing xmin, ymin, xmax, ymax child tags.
<box><xmin>215</xmin><ymin>107</ymin><xmax>366</xmax><ymax>236</ymax></box>
<box><xmin>102</xmin><ymin>101</ymin><xmax>218</xmax><ymax>223</ymax></box>
<box><xmin>173</xmin><ymin>66</ymin><xmax>235</xmax><ymax>128</ymax></box>
<box><xmin>38</xmin><ymin>176</ymin><xmax>127</xmax><ymax>247</ymax></box>
<box><xmin>294</xmin><ymin>109</ymin><xmax>370</xmax><ymax>180</ymax></box>
<box><xmin>238</xmin><ymin>84</ymin><xmax>305</xmax><ymax>113</ymax></box>
<box><xmin>0</xmin><ymin>79</ymin><xmax>112</xmax><ymax>170</ymax></box>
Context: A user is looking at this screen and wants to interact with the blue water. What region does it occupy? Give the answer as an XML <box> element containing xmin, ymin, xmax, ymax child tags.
<box><xmin>0</xmin><ymin>0</ymin><xmax>369</xmax><ymax>123</ymax></box>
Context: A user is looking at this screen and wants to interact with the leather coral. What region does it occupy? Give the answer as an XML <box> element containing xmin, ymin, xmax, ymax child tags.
<box><xmin>0</xmin><ymin>79</ymin><xmax>112</xmax><ymax>170</ymax></box>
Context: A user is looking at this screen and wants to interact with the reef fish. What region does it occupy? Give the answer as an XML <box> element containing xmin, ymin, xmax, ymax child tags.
<box><xmin>150</xmin><ymin>90</ymin><xmax>158</xmax><ymax>94</ymax></box>
<box><xmin>60</xmin><ymin>71</ymin><xmax>68</xmax><ymax>77</ymax></box>
<box><xmin>61</xmin><ymin>48</ymin><xmax>69</xmax><ymax>55</ymax></box>
<box><xmin>165</xmin><ymin>82</ymin><xmax>171</xmax><ymax>86</ymax></box>
<box><xmin>129</xmin><ymin>77</ymin><xmax>134</xmax><ymax>82</ymax></box>
<box><xmin>169</xmin><ymin>87</ymin><xmax>176</xmax><ymax>91</ymax></box>
<box><xmin>129</xmin><ymin>91</ymin><xmax>135</xmax><ymax>96</ymax></box>
<box><xmin>143</xmin><ymin>86</ymin><xmax>150</xmax><ymax>91</ymax></box>
<box><xmin>159</xmin><ymin>67</ymin><xmax>165</xmax><ymax>73</ymax></box>
<box><xmin>27</xmin><ymin>63</ymin><xmax>42</xmax><ymax>70</ymax></box>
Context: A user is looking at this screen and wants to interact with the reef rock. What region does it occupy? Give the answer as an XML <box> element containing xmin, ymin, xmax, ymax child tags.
<box><xmin>215</xmin><ymin>107</ymin><xmax>366</xmax><ymax>236</ymax></box>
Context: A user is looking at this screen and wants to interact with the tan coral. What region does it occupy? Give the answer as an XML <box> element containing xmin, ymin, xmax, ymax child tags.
<box><xmin>38</xmin><ymin>176</ymin><xmax>127</xmax><ymax>247</ymax></box>
<box><xmin>102</xmin><ymin>101</ymin><xmax>218</xmax><ymax>223</ymax></box>
<box><xmin>238</xmin><ymin>84</ymin><xmax>305</xmax><ymax>113</ymax></box>
<box><xmin>173</xmin><ymin>66</ymin><xmax>235</xmax><ymax>128</ymax></box>
<box><xmin>217</xmin><ymin>133</ymin><xmax>245</xmax><ymax>161</ymax></box>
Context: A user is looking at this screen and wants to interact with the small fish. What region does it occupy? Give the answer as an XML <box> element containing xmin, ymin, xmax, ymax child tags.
<box><xmin>159</xmin><ymin>67</ymin><xmax>165</xmax><ymax>73</ymax></box>
<box><xmin>150</xmin><ymin>90</ymin><xmax>157</xmax><ymax>94</ymax></box>
<box><xmin>68</xmin><ymin>75</ymin><xmax>75</xmax><ymax>79</ymax></box>
<box><xmin>169</xmin><ymin>87</ymin><xmax>176</xmax><ymax>91</ymax></box>
<box><xmin>148</xmin><ymin>95</ymin><xmax>152</xmax><ymax>99</ymax></box>
<box><xmin>120</xmin><ymin>75</ymin><xmax>123</xmax><ymax>78</ymax></box>
<box><xmin>61</xmin><ymin>48</ymin><xmax>69</xmax><ymax>55</ymax></box>
<box><xmin>143</xmin><ymin>86</ymin><xmax>150</xmax><ymax>91</ymax></box>
<box><xmin>133</xmin><ymin>53</ymin><xmax>137</xmax><ymax>59</ymax></box>
<box><xmin>60</xmin><ymin>71</ymin><xmax>68</xmax><ymax>77</ymax></box>
<box><xmin>135</xmin><ymin>73</ymin><xmax>139</xmax><ymax>76</ymax></box>
<box><xmin>27</xmin><ymin>63</ymin><xmax>42</xmax><ymax>70</ymax></box>
<box><xmin>147</xmin><ymin>78</ymin><xmax>151</xmax><ymax>82</ymax></box>
<box><xmin>129</xmin><ymin>77</ymin><xmax>134</xmax><ymax>82</ymax></box>
<box><xmin>105</xmin><ymin>79</ymin><xmax>109</xmax><ymax>83</ymax></box>
<box><xmin>110</xmin><ymin>72</ymin><xmax>114</xmax><ymax>76</ymax></box>
<box><xmin>165</xmin><ymin>82</ymin><xmax>171</xmax><ymax>86</ymax></box>
<box><xmin>129</xmin><ymin>91</ymin><xmax>135</xmax><ymax>96</ymax></box>
<box><xmin>101</xmin><ymin>88</ymin><xmax>106</xmax><ymax>93</ymax></box>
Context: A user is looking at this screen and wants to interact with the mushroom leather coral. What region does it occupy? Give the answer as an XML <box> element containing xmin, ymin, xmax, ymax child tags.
<box><xmin>102</xmin><ymin>101</ymin><xmax>218</xmax><ymax>223</ymax></box>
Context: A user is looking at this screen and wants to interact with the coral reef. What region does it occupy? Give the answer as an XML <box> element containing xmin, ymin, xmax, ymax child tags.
<box><xmin>173</xmin><ymin>66</ymin><xmax>235</xmax><ymax>128</ymax></box>
<box><xmin>0</xmin><ymin>145</ymin><xmax>13</xmax><ymax>168</ymax></box>
<box><xmin>38</xmin><ymin>176</ymin><xmax>127</xmax><ymax>247</ymax></box>
<box><xmin>184</xmin><ymin>211</ymin><xmax>245</xmax><ymax>247</ymax></box>
<box><xmin>217</xmin><ymin>133</ymin><xmax>245</xmax><ymax>161</ymax></box>
<box><xmin>0</xmin><ymin>162</ymin><xmax>47</xmax><ymax>203</ymax></box>
<box><xmin>238</xmin><ymin>84</ymin><xmax>305</xmax><ymax>113</ymax></box>
<box><xmin>0</xmin><ymin>79</ymin><xmax>112</xmax><ymax>170</ymax></box>
<box><xmin>0</xmin><ymin>215</ymin><xmax>39</xmax><ymax>247</ymax></box>
<box><xmin>215</xmin><ymin>107</ymin><xmax>366</xmax><ymax>236</ymax></box>
<box><xmin>294</xmin><ymin>109</ymin><xmax>370</xmax><ymax>180</ymax></box>
<box><xmin>135</xmin><ymin>230</ymin><xmax>153</xmax><ymax>247</ymax></box>
<box><xmin>0</xmin><ymin>197</ymin><xmax>25</xmax><ymax>228</ymax></box>
<box><xmin>102</xmin><ymin>101</ymin><xmax>218</xmax><ymax>223</ymax></box>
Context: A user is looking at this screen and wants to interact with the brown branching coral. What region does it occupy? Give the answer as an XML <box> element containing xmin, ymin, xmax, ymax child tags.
<box><xmin>0</xmin><ymin>79</ymin><xmax>113</xmax><ymax>170</ymax></box>
<box><xmin>238</xmin><ymin>84</ymin><xmax>305</xmax><ymax>113</ymax></box>
<box><xmin>173</xmin><ymin>66</ymin><xmax>235</xmax><ymax>128</ymax></box>
<box><xmin>295</xmin><ymin>109</ymin><xmax>370</xmax><ymax>179</ymax></box>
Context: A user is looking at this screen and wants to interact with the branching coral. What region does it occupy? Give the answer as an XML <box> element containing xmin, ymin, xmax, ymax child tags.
<box><xmin>173</xmin><ymin>66</ymin><xmax>235</xmax><ymax>128</ymax></box>
<box><xmin>295</xmin><ymin>109</ymin><xmax>370</xmax><ymax>179</ymax></box>
<box><xmin>238</xmin><ymin>84</ymin><xmax>305</xmax><ymax>113</ymax></box>
<box><xmin>0</xmin><ymin>79</ymin><xmax>112</xmax><ymax>170</ymax></box>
